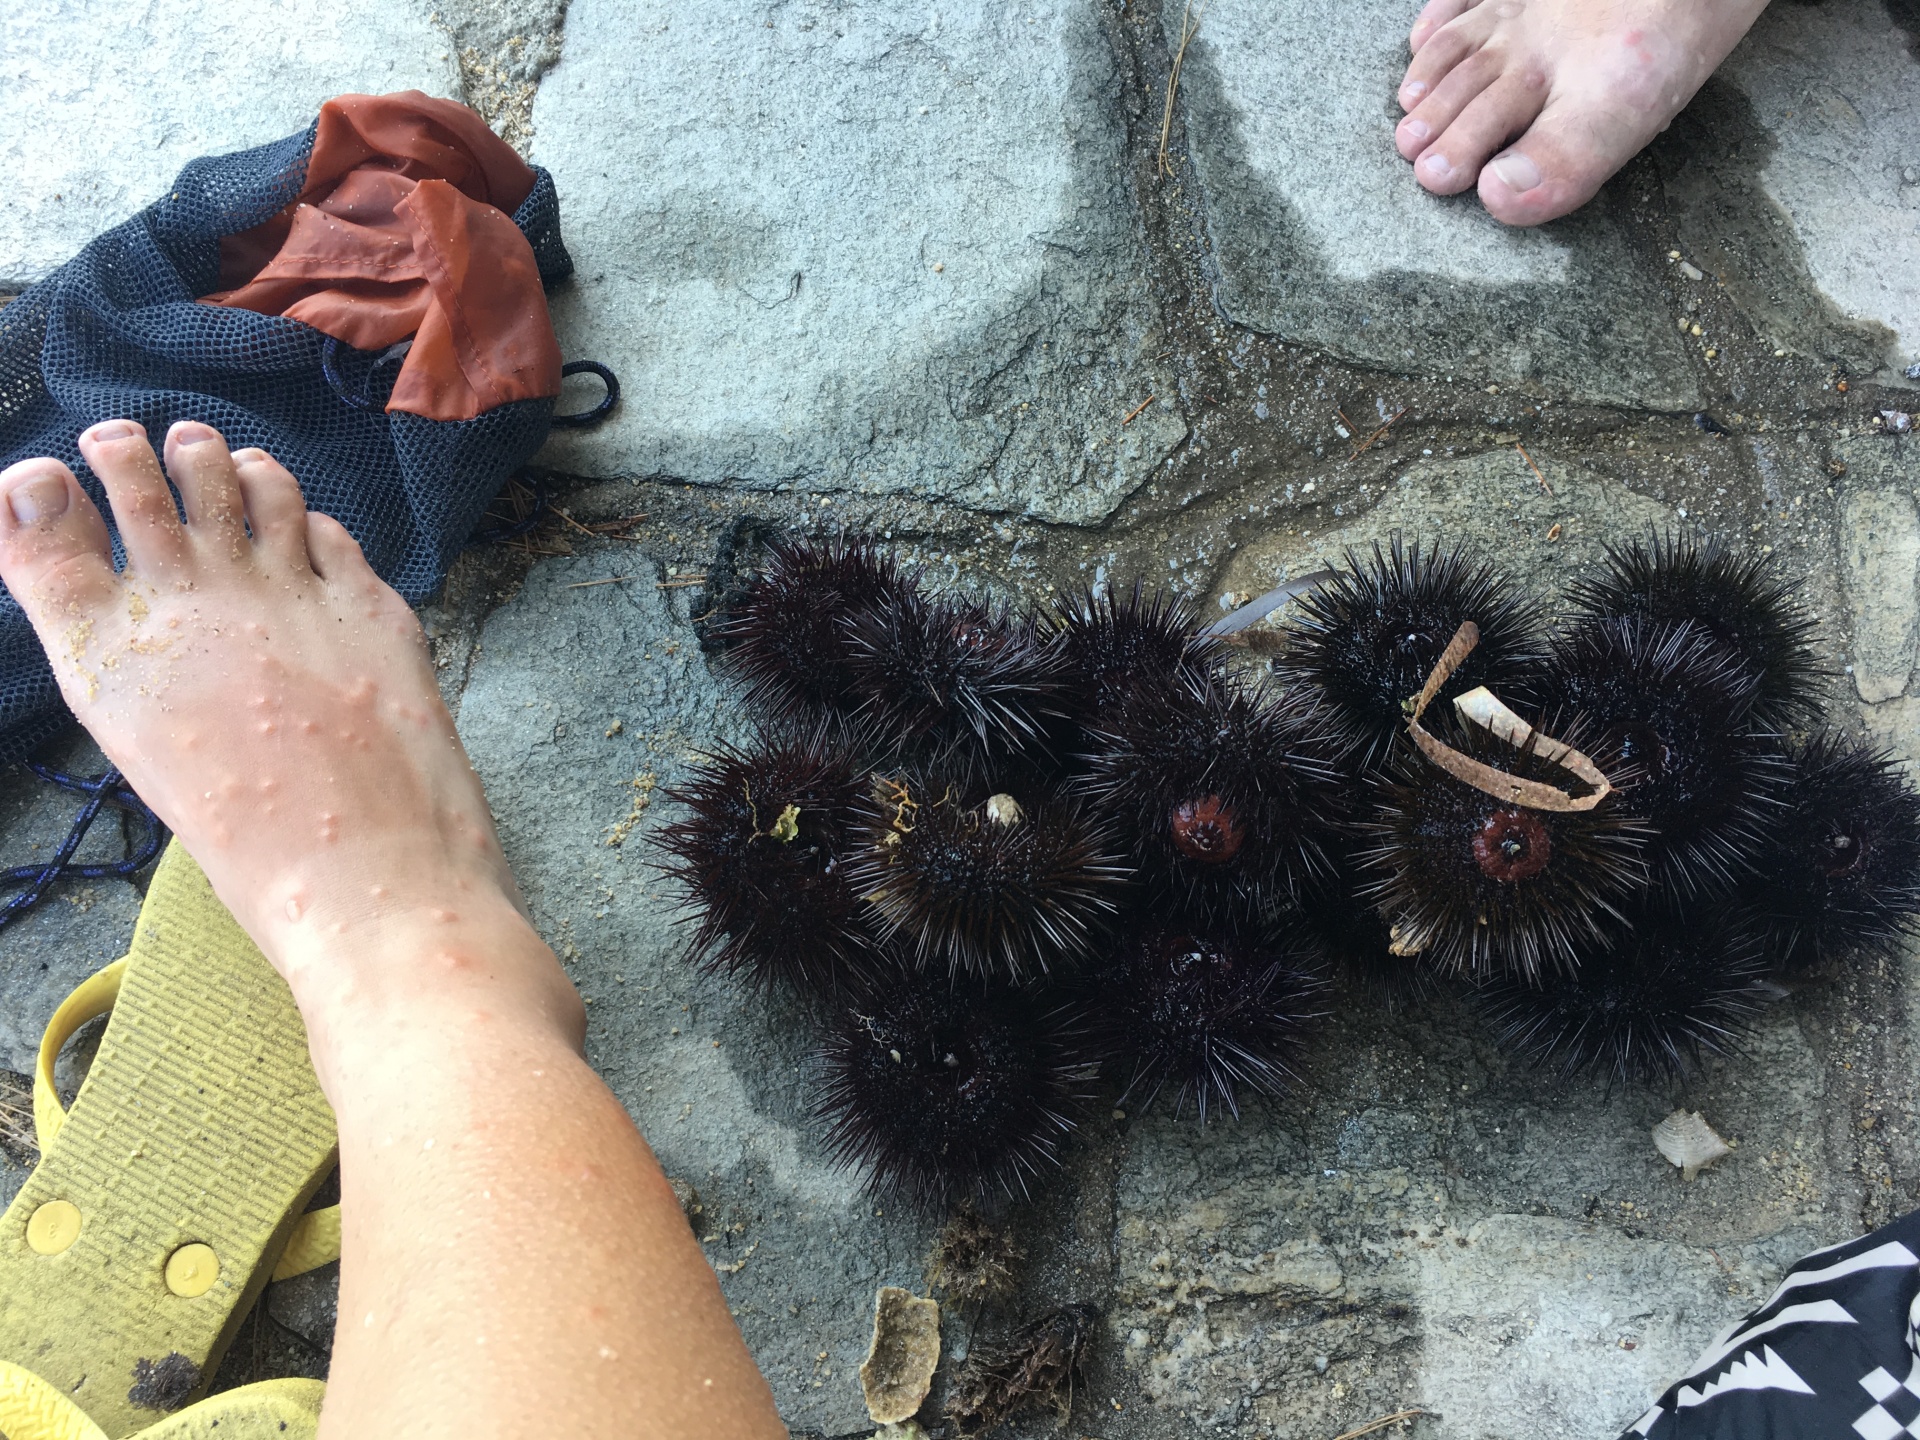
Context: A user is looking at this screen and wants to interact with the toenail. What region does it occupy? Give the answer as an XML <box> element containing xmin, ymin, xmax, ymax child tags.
<box><xmin>1419</xmin><ymin>154</ymin><xmax>1452</xmax><ymax>181</ymax></box>
<box><xmin>173</xmin><ymin>423</ymin><xmax>220</xmax><ymax>447</ymax></box>
<box><xmin>1401</xmin><ymin>118</ymin><xmax>1432</xmax><ymax>143</ymax></box>
<box><xmin>1489</xmin><ymin>151</ymin><xmax>1543</xmax><ymax>192</ymax></box>
<box><xmin>1402</xmin><ymin>80</ymin><xmax>1428</xmax><ymax>102</ymax></box>
<box><xmin>6</xmin><ymin>473</ymin><xmax>71</xmax><ymax>525</ymax></box>
<box><xmin>88</xmin><ymin>421</ymin><xmax>139</xmax><ymax>442</ymax></box>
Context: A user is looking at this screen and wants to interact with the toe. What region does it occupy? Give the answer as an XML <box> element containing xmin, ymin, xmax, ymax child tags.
<box><xmin>163</xmin><ymin>422</ymin><xmax>247</xmax><ymax>543</ymax></box>
<box><xmin>1398</xmin><ymin>5</ymin><xmax>1489</xmax><ymax>111</ymax></box>
<box><xmin>1397</xmin><ymin>47</ymin><xmax>1502</xmax><ymax>162</ymax></box>
<box><xmin>1415</xmin><ymin>70</ymin><xmax>1550</xmax><ymax>195</ymax></box>
<box><xmin>1476</xmin><ymin>99</ymin><xmax>1621</xmax><ymax>225</ymax></box>
<box><xmin>303</xmin><ymin>512</ymin><xmax>378</xmax><ymax>588</ymax></box>
<box><xmin>230</xmin><ymin>448</ymin><xmax>314</xmax><ymax>571</ymax></box>
<box><xmin>77</xmin><ymin>421</ymin><xmax>189</xmax><ymax>574</ymax></box>
<box><xmin>0</xmin><ymin>458</ymin><xmax>118</xmax><ymax>617</ymax></box>
<box><xmin>1410</xmin><ymin>0</ymin><xmax>1473</xmax><ymax>54</ymax></box>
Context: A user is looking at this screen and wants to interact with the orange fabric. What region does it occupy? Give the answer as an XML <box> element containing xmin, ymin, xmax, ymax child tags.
<box><xmin>203</xmin><ymin>92</ymin><xmax>562</xmax><ymax>422</ymax></box>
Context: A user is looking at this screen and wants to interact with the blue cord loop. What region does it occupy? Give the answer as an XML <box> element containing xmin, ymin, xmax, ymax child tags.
<box><xmin>320</xmin><ymin>335</ymin><xmax>413</xmax><ymax>414</ymax></box>
<box><xmin>550</xmin><ymin>360</ymin><xmax>620</xmax><ymax>428</ymax></box>
<box><xmin>0</xmin><ymin>763</ymin><xmax>168</xmax><ymax>932</ymax></box>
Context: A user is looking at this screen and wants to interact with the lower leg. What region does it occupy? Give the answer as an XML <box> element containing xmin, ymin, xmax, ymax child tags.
<box><xmin>0</xmin><ymin>424</ymin><xmax>784</xmax><ymax>1439</ymax></box>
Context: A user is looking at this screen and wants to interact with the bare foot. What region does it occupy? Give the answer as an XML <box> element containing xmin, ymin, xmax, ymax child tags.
<box><xmin>0</xmin><ymin>421</ymin><xmax>580</xmax><ymax>1064</ymax></box>
<box><xmin>1394</xmin><ymin>0</ymin><xmax>1769</xmax><ymax>225</ymax></box>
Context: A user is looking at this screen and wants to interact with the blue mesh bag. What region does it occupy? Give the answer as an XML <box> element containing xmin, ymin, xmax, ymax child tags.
<box><xmin>0</xmin><ymin>93</ymin><xmax>607</xmax><ymax>767</ymax></box>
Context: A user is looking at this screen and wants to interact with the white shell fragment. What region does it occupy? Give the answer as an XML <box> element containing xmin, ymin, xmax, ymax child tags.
<box><xmin>1653</xmin><ymin>1110</ymin><xmax>1734</xmax><ymax>1182</ymax></box>
<box><xmin>985</xmin><ymin>793</ymin><xmax>1025</xmax><ymax>827</ymax></box>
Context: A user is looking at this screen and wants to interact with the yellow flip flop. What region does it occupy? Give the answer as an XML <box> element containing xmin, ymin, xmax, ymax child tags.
<box><xmin>0</xmin><ymin>1360</ymin><xmax>324</xmax><ymax>1440</ymax></box>
<box><xmin>0</xmin><ymin>841</ymin><xmax>338</xmax><ymax>1437</ymax></box>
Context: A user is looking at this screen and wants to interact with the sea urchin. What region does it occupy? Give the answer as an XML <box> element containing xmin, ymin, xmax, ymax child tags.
<box><xmin>817</xmin><ymin>979</ymin><xmax>1092</xmax><ymax>1208</ymax></box>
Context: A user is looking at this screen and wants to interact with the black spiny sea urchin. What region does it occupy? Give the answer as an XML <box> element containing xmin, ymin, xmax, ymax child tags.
<box><xmin>655</xmin><ymin>734</ymin><xmax>875</xmax><ymax>996</ymax></box>
<box><xmin>1361</xmin><ymin>716</ymin><xmax>1651</xmax><ymax>980</ymax></box>
<box><xmin>1566</xmin><ymin>530</ymin><xmax>1822</xmax><ymax>726</ymax></box>
<box><xmin>849</xmin><ymin>774</ymin><xmax>1130</xmax><ymax>981</ymax></box>
<box><xmin>1288</xmin><ymin>851</ymin><xmax>1435</xmax><ymax>1008</ymax></box>
<box><xmin>1049</xmin><ymin>582</ymin><xmax>1221</xmax><ymax>725</ymax></box>
<box><xmin>713</xmin><ymin>536</ymin><xmax>908</xmax><ymax>726</ymax></box>
<box><xmin>1745</xmin><ymin>733</ymin><xmax>1920</xmax><ymax>970</ymax></box>
<box><xmin>1480</xmin><ymin>904</ymin><xmax>1767</xmax><ymax>1086</ymax></box>
<box><xmin>1546</xmin><ymin>618</ymin><xmax>1789</xmax><ymax>898</ymax></box>
<box><xmin>817</xmin><ymin>979</ymin><xmax>1093</xmax><ymax>1208</ymax></box>
<box><xmin>1090</xmin><ymin>929</ymin><xmax>1324</xmax><ymax>1121</ymax></box>
<box><xmin>1275</xmin><ymin>537</ymin><xmax>1542</xmax><ymax>765</ymax></box>
<box><xmin>1083</xmin><ymin>673</ymin><xmax>1348</xmax><ymax>925</ymax></box>
<box><xmin>846</xmin><ymin>588</ymin><xmax>1067</xmax><ymax>759</ymax></box>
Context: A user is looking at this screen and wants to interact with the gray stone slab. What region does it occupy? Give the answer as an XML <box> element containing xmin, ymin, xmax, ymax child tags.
<box><xmin>1837</xmin><ymin>435</ymin><xmax>1920</xmax><ymax>708</ymax></box>
<box><xmin>454</xmin><ymin>548</ymin><xmax>937</xmax><ymax>1435</ymax></box>
<box><xmin>1112</xmin><ymin>1001</ymin><xmax>1843</xmax><ymax>1439</ymax></box>
<box><xmin>1711</xmin><ymin>0</ymin><xmax>1920</xmax><ymax>378</ymax></box>
<box><xmin>1165</xmin><ymin>0</ymin><xmax>1700</xmax><ymax>411</ymax></box>
<box><xmin>1215</xmin><ymin>447</ymin><xmax>1680</xmax><ymax>614</ymax></box>
<box><xmin>0</xmin><ymin>0</ymin><xmax>461</xmax><ymax>289</ymax></box>
<box><xmin>528</xmin><ymin>0</ymin><xmax>1187</xmax><ymax>524</ymax></box>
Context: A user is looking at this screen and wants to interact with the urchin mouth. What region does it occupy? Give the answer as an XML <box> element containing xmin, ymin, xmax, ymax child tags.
<box><xmin>1821</xmin><ymin>827</ymin><xmax>1871</xmax><ymax>878</ymax></box>
<box><xmin>1169</xmin><ymin>794</ymin><xmax>1246</xmax><ymax>864</ymax></box>
<box><xmin>1472</xmin><ymin>807</ymin><xmax>1552</xmax><ymax>882</ymax></box>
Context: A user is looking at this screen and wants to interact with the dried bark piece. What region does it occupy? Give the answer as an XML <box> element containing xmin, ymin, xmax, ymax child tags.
<box><xmin>860</xmin><ymin>1287</ymin><xmax>942</xmax><ymax>1425</ymax></box>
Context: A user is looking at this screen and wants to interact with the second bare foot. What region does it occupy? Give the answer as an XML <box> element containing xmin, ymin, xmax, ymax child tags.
<box><xmin>1395</xmin><ymin>0</ymin><xmax>1769</xmax><ymax>225</ymax></box>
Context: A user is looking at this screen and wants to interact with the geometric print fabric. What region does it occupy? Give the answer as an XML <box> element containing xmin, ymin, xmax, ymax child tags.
<box><xmin>1624</xmin><ymin>1210</ymin><xmax>1920</xmax><ymax>1439</ymax></box>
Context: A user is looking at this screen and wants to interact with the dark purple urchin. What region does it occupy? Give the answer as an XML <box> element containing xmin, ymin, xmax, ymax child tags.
<box><xmin>1360</xmin><ymin>716</ymin><xmax>1651</xmax><ymax>980</ymax></box>
<box><xmin>816</xmin><ymin>978</ymin><xmax>1093</xmax><ymax>1208</ymax></box>
<box><xmin>1545</xmin><ymin>619</ymin><xmax>1789</xmax><ymax>899</ymax></box>
<box><xmin>845</xmin><ymin>587</ymin><xmax>1068</xmax><ymax>759</ymax></box>
<box><xmin>1274</xmin><ymin>537</ymin><xmax>1543</xmax><ymax>766</ymax></box>
<box><xmin>1090</xmin><ymin>929</ymin><xmax>1325</xmax><ymax>1121</ymax></box>
<box><xmin>1744</xmin><ymin>734</ymin><xmax>1920</xmax><ymax>971</ymax></box>
<box><xmin>654</xmin><ymin>734</ymin><xmax>876</xmax><ymax>996</ymax></box>
<box><xmin>1565</xmin><ymin>530</ymin><xmax>1822</xmax><ymax>727</ymax></box>
<box><xmin>1047</xmin><ymin>582</ymin><xmax>1221</xmax><ymax>724</ymax></box>
<box><xmin>712</xmin><ymin>535</ymin><xmax>911</xmax><ymax>725</ymax></box>
<box><xmin>1081</xmin><ymin>673</ymin><xmax>1349</xmax><ymax>926</ymax></box>
<box><xmin>1479</xmin><ymin>904</ymin><xmax>1768</xmax><ymax>1087</ymax></box>
<box><xmin>1287</xmin><ymin>857</ymin><xmax>1437</xmax><ymax>1008</ymax></box>
<box><xmin>849</xmin><ymin>774</ymin><xmax>1130</xmax><ymax>981</ymax></box>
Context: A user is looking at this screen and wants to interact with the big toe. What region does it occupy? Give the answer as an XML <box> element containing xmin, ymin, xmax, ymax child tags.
<box><xmin>0</xmin><ymin>458</ymin><xmax>118</xmax><ymax>616</ymax></box>
<box><xmin>1475</xmin><ymin>110</ymin><xmax>1618</xmax><ymax>225</ymax></box>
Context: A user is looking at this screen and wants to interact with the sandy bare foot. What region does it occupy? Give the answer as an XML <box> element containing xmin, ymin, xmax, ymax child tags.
<box><xmin>1395</xmin><ymin>0</ymin><xmax>1770</xmax><ymax>225</ymax></box>
<box><xmin>0</xmin><ymin>421</ymin><xmax>578</xmax><ymax>1051</ymax></box>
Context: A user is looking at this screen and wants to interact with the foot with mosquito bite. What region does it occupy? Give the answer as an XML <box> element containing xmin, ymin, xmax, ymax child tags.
<box><xmin>1395</xmin><ymin>0</ymin><xmax>1769</xmax><ymax>225</ymax></box>
<box><xmin>0</xmin><ymin>422</ymin><xmax>579</xmax><ymax>1064</ymax></box>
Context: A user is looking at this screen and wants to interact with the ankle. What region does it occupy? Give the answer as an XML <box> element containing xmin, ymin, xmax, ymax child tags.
<box><xmin>278</xmin><ymin>889</ymin><xmax>586</xmax><ymax>1094</ymax></box>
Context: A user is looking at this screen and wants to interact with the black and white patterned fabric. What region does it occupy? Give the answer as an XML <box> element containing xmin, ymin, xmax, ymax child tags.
<box><xmin>1625</xmin><ymin>1209</ymin><xmax>1920</xmax><ymax>1438</ymax></box>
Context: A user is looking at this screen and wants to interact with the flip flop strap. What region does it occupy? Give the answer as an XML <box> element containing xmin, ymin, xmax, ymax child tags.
<box><xmin>33</xmin><ymin>963</ymin><xmax>343</xmax><ymax>1281</ymax></box>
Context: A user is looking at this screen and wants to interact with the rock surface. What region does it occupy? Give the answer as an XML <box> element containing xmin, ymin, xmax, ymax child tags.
<box><xmin>1164</xmin><ymin>0</ymin><xmax>1700</xmax><ymax>410</ymax></box>
<box><xmin>0</xmin><ymin>0</ymin><xmax>460</xmax><ymax>289</ymax></box>
<box><xmin>1712</xmin><ymin>0</ymin><xmax>1920</xmax><ymax>378</ymax></box>
<box><xmin>529</xmin><ymin>0</ymin><xmax>1186</xmax><ymax>523</ymax></box>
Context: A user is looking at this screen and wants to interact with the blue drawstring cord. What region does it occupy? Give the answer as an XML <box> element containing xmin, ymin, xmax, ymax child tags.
<box><xmin>0</xmin><ymin>763</ymin><xmax>168</xmax><ymax>932</ymax></box>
